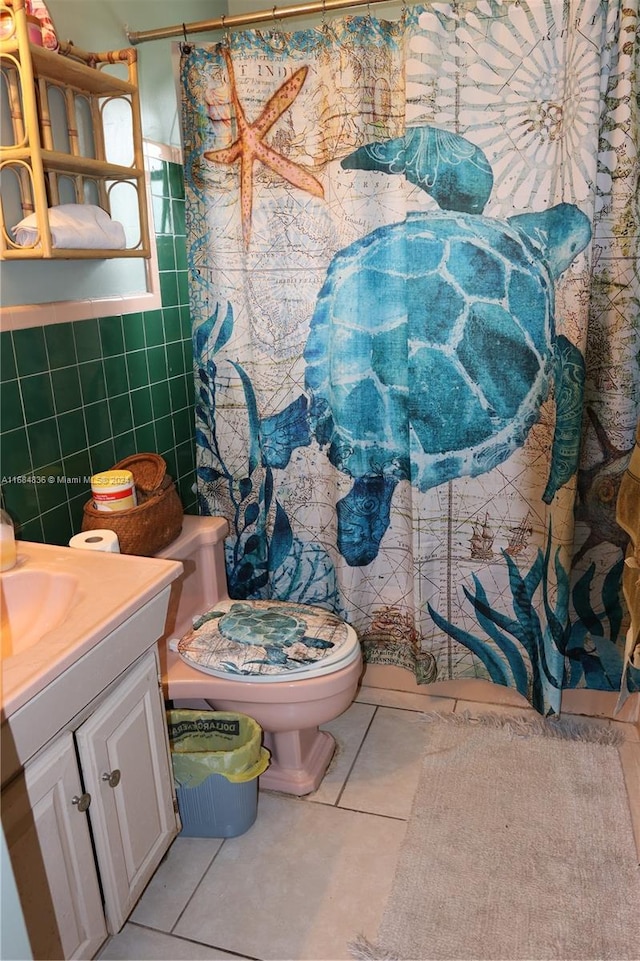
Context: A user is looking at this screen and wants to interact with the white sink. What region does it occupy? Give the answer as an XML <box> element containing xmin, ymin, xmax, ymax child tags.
<box><xmin>1</xmin><ymin>568</ymin><xmax>79</xmax><ymax>658</ymax></box>
<box><xmin>1</xmin><ymin>542</ymin><xmax>183</xmax><ymax>720</ymax></box>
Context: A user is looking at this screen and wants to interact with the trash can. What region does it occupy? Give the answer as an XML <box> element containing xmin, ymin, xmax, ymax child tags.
<box><xmin>167</xmin><ymin>709</ymin><xmax>270</xmax><ymax>838</ymax></box>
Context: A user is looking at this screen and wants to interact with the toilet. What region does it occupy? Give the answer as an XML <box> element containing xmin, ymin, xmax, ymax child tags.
<box><xmin>155</xmin><ymin>515</ymin><xmax>363</xmax><ymax>795</ymax></box>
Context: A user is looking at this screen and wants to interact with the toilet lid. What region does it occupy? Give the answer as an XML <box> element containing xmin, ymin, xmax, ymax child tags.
<box><xmin>174</xmin><ymin>599</ymin><xmax>360</xmax><ymax>683</ymax></box>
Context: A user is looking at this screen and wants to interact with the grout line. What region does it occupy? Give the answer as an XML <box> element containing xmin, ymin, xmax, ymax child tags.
<box><xmin>330</xmin><ymin>803</ymin><xmax>410</xmax><ymax>822</ymax></box>
<box><xmin>357</xmin><ymin>687</ymin><xmax>458</xmax><ymax>703</ymax></box>
<box><xmin>288</xmin><ymin>781</ymin><xmax>408</xmax><ymax>824</ymax></box>
<box><xmin>452</xmin><ymin>701</ymin><xmax>534</xmax><ymax>716</ymax></box>
<box><xmin>124</xmin><ymin>921</ymin><xmax>263</xmax><ymax>961</ymax></box>
<box><xmin>333</xmin><ymin>704</ymin><xmax>379</xmax><ymax>809</ymax></box>
<box><xmin>290</xmin><ymin>789</ymin><xmax>410</xmax><ymax>823</ymax></box>
<box><xmin>168</xmin><ymin>841</ymin><xmax>227</xmax><ymax>936</ymax></box>
<box><xmin>356</xmin><ymin>696</ymin><xmax>448</xmax><ymax>714</ymax></box>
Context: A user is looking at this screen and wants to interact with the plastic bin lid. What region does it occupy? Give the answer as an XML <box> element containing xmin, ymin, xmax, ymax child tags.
<box><xmin>173</xmin><ymin>599</ymin><xmax>360</xmax><ymax>682</ymax></box>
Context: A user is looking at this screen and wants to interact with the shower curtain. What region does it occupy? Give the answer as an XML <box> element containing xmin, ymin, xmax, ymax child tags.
<box><xmin>180</xmin><ymin>0</ymin><xmax>639</xmax><ymax>716</ymax></box>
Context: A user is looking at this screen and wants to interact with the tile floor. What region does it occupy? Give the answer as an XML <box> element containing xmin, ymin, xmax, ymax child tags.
<box><xmin>96</xmin><ymin>687</ymin><xmax>640</xmax><ymax>961</ymax></box>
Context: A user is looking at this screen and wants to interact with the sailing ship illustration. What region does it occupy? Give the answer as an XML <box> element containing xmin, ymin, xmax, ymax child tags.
<box><xmin>469</xmin><ymin>513</ymin><xmax>495</xmax><ymax>560</ymax></box>
<box><xmin>505</xmin><ymin>513</ymin><xmax>534</xmax><ymax>557</ymax></box>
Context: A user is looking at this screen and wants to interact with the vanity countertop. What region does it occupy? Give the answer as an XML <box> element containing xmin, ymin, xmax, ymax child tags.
<box><xmin>1</xmin><ymin>540</ymin><xmax>182</xmax><ymax>719</ymax></box>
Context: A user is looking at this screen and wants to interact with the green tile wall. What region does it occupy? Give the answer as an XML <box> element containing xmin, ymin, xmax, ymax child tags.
<box><xmin>0</xmin><ymin>159</ymin><xmax>198</xmax><ymax>546</ymax></box>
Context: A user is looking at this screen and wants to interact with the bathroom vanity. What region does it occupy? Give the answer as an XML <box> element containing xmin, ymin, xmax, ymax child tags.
<box><xmin>0</xmin><ymin>541</ymin><xmax>183</xmax><ymax>960</ymax></box>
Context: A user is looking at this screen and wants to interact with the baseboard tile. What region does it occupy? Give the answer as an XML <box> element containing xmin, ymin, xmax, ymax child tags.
<box><xmin>361</xmin><ymin>665</ymin><xmax>640</xmax><ymax>727</ymax></box>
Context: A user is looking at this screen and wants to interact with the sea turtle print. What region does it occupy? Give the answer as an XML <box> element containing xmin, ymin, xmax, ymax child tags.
<box><xmin>175</xmin><ymin>600</ymin><xmax>347</xmax><ymax>676</ymax></box>
<box><xmin>263</xmin><ymin>126</ymin><xmax>592</xmax><ymax>567</ymax></box>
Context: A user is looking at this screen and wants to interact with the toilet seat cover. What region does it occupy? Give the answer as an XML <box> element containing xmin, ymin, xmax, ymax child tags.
<box><xmin>175</xmin><ymin>599</ymin><xmax>359</xmax><ymax>682</ymax></box>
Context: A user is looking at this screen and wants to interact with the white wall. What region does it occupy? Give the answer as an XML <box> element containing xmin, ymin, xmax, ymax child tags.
<box><xmin>49</xmin><ymin>0</ymin><xmax>226</xmax><ymax>148</ymax></box>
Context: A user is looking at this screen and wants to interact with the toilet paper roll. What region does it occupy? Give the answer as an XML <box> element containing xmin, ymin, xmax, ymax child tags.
<box><xmin>69</xmin><ymin>530</ymin><xmax>121</xmax><ymax>553</ymax></box>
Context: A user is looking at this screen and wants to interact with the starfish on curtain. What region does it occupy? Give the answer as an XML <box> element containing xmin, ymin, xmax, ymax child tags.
<box><xmin>205</xmin><ymin>48</ymin><xmax>324</xmax><ymax>247</ymax></box>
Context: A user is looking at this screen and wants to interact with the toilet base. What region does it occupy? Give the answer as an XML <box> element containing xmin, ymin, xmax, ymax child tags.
<box><xmin>165</xmin><ymin>643</ymin><xmax>361</xmax><ymax>797</ymax></box>
<box><xmin>259</xmin><ymin>729</ymin><xmax>336</xmax><ymax>796</ymax></box>
<box><xmin>172</xmin><ymin>694</ymin><xmax>341</xmax><ymax>796</ymax></box>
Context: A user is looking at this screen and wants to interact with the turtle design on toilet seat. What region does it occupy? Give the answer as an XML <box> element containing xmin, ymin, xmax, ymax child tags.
<box><xmin>218</xmin><ymin>602</ymin><xmax>331</xmax><ymax>650</ymax></box>
<box><xmin>157</xmin><ymin>516</ymin><xmax>363</xmax><ymax>796</ymax></box>
<box><xmin>174</xmin><ymin>599</ymin><xmax>355</xmax><ymax>679</ymax></box>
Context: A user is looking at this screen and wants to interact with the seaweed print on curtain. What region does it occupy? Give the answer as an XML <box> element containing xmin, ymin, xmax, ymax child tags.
<box><xmin>181</xmin><ymin>0</ymin><xmax>639</xmax><ymax>717</ymax></box>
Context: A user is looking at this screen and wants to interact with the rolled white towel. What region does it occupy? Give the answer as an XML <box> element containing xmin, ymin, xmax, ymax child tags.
<box><xmin>13</xmin><ymin>204</ymin><xmax>126</xmax><ymax>249</ymax></box>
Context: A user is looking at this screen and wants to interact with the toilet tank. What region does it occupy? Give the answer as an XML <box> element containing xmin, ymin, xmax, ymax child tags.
<box><xmin>155</xmin><ymin>515</ymin><xmax>230</xmax><ymax>642</ymax></box>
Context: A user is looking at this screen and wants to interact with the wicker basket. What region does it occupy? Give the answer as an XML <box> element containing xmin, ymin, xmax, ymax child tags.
<box><xmin>114</xmin><ymin>452</ymin><xmax>166</xmax><ymax>493</ymax></box>
<box><xmin>82</xmin><ymin>453</ymin><xmax>183</xmax><ymax>556</ymax></box>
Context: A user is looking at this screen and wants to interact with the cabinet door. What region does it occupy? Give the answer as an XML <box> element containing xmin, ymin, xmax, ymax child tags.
<box><xmin>2</xmin><ymin>732</ymin><xmax>106</xmax><ymax>960</ymax></box>
<box><xmin>76</xmin><ymin>650</ymin><xmax>178</xmax><ymax>933</ymax></box>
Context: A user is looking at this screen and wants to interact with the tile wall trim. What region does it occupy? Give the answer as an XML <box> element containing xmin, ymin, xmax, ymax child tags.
<box><xmin>1</xmin><ymin>283</ymin><xmax>161</xmax><ymax>332</ymax></box>
<box><xmin>363</xmin><ymin>664</ymin><xmax>640</xmax><ymax>723</ymax></box>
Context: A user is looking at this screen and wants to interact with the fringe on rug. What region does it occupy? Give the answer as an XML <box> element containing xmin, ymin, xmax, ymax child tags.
<box><xmin>347</xmin><ymin>934</ymin><xmax>398</xmax><ymax>960</ymax></box>
<box><xmin>419</xmin><ymin>710</ymin><xmax>626</xmax><ymax>745</ymax></box>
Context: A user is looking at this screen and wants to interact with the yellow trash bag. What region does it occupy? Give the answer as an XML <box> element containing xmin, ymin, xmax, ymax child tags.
<box><xmin>167</xmin><ymin>709</ymin><xmax>270</xmax><ymax>788</ymax></box>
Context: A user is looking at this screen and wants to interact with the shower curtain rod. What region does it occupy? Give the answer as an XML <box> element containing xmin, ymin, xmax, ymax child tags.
<box><xmin>127</xmin><ymin>0</ymin><xmax>401</xmax><ymax>45</ymax></box>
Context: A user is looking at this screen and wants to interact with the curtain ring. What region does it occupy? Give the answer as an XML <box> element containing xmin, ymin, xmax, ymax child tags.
<box><xmin>272</xmin><ymin>5</ymin><xmax>282</xmax><ymax>33</ymax></box>
<box><xmin>181</xmin><ymin>22</ymin><xmax>192</xmax><ymax>54</ymax></box>
<box><xmin>221</xmin><ymin>13</ymin><xmax>230</xmax><ymax>47</ymax></box>
<box><xmin>321</xmin><ymin>0</ymin><xmax>328</xmax><ymax>33</ymax></box>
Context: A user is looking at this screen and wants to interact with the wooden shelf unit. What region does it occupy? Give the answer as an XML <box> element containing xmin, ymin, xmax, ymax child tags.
<box><xmin>0</xmin><ymin>0</ymin><xmax>151</xmax><ymax>259</ymax></box>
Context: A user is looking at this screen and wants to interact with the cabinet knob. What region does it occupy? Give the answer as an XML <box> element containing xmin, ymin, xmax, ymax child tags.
<box><xmin>71</xmin><ymin>793</ymin><xmax>91</xmax><ymax>812</ymax></box>
<box><xmin>101</xmin><ymin>769</ymin><xmax>121</xmax><ymax>788</ymax></box>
